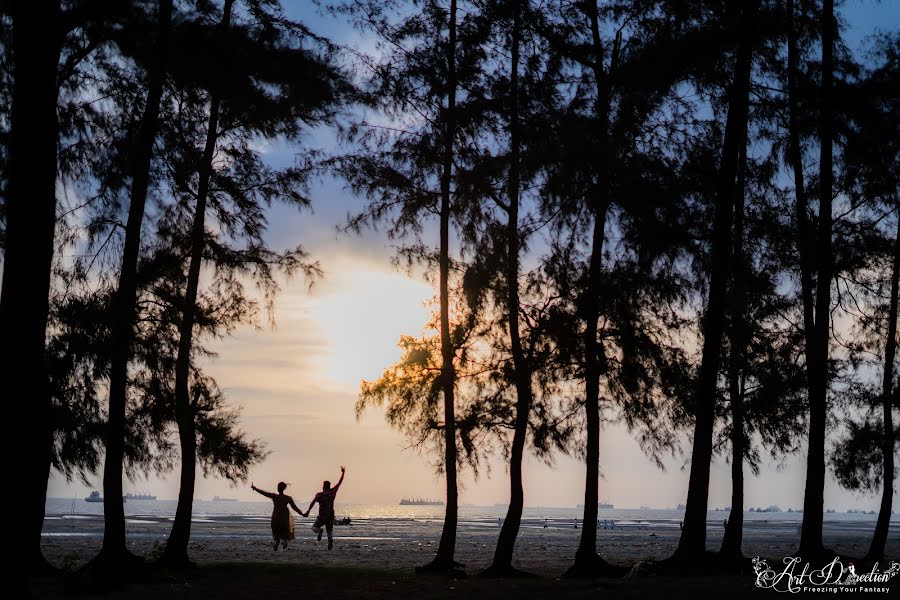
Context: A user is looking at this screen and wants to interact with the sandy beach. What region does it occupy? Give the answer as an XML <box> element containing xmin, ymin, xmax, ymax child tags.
<box><xmin>30</xmin><ymin>503</ymin><xmax>898</xmax><ymax>598</ymax></box>
<box><xmin>40</xmin><ymin>508</ymin><xmax>898</xmax><ymax>576</ymax></box>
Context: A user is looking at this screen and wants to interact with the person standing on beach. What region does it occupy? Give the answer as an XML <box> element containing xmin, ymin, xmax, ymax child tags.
<box><xmin>303</xmin><ymin>466</ymin><xmax>345</xmax><ymax>550</ymax></box>
<box><xmin>251</xmin><ymin>481</ymin><xmax>305</xmax><ymax>550</ymax></box>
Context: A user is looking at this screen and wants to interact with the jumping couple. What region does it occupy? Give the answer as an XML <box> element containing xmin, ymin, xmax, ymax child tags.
<box><xmin>251</xmin><ymin>465</ymin><xmax>345</xmax><ymax>551</ymax></box>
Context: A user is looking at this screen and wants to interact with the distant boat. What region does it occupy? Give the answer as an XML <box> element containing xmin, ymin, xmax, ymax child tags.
<box><xmin>213</xmin><ymin>496</ymin><xmax>237</xmax><ymax>502</ymax></box>
<box><xmin>576</xmin><ymin>501</ymin><xmax>615</xmax><ymax>509</ymax></box>
<box><xmin>399</xmin><ymin>498</ymin><xmax>444</xmax><ymax>506</ymax></box>
<box><xmin>85</xmin><ymin>491</ymin><xmax>103</xmax><ymax>503</ymax></box>
<box><xmin>124</xmin><ymin>493</ymin><xmax>157</xmax><ymax>501</ymax></box>
<box><xmin>676</xmin><ymin>503</ymin><xmax>686</xmax><ymax>510</ymax></box>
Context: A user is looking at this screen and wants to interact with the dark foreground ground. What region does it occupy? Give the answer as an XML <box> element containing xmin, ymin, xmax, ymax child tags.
<box><xmin>28</xmin><ymin>561</ymin><xmax>897</xmax><ymax>599</ymax></box>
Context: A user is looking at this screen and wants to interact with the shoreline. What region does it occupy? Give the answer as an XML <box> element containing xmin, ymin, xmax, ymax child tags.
<box><xmin>40</xmin><ymin>512</ymin><xmax>897</xmax><ymax>576</ymax></box>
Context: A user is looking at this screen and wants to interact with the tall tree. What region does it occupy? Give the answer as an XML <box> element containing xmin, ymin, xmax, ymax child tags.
<box><xmin>720</xmin><ymin>143</ymin><xmax>749</xmax><ymax>559</ymax></box>
<box><xmin>335</xmin><ymin>0</ymin><xmax>491</xmax><ymax>573</ymax></box>
<box><xmin>714</xmin><ymin>143</ymin><xmax>808</xmax><ymax>560</ymax></box>
<box><xmin>491</xmin><ymin>0</ymin><xmax>528</xmax><ymax>574</ymax></box>
<box><xmin>861</xmin><ymin>55</ymin><xmax>899</xmax><ymax>565</ymax></box>
<box><xmin>829</xmin><ymin>34</ymin><xmax>899</xmax><ymax>561</ymax></box>
<box><xmin>675</xmin><ymin>0</ymin><xmax>758</xmax><ymax>561</ymax></box>
<box><xmin>434</xmin><ymin>0</ymin><xmax>461</xmax><ymax>572</ymax></box>
<box><xmin>868</xmin><ymin>215</ymin><xmax>897</xmax><ymax>561</ymax></box>
<box><xmin>158</xmin><ymin>0</ymin><xmax>343</xmax><ymax>565</ymax></box>
<box><xmin>798</xmin><ymin>0</ymin><xmax>835</xmax><ymax>558</ymax></box>
<box><xmin>0</xmin><ymin>0</ymin><xmax>64</xmax><ymax>579</ymax></box>
<box><xmin>475</xmin><ymin>0</ymin><xmax>541</xmax><ymax>576</ymax></box>
<box><xmin>161</xmin><ymin>0</ymin><xmax>234</xmax><ymax>566</ymax></box>
<box><xmin>571</xmin><ymin>0</ymin><xmax>612</xmax><ymax>575</ymax></box>
<box><xmin>97</xmin><ymin>0</ymin><xmax>173</xmax><ymax>570</ymax></box>
<box><xmin>535</xmin><ymin>0</ymin><xmax>712</xmax><ymax>574</ymax></box>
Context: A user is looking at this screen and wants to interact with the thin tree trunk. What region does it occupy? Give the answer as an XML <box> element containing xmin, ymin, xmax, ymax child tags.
<box><xmin>721</xmin><ymin>143</ymin><xmax>748</xmax><ymax>560</ymax></box>
<box><xmin>0</xmin><ymin>0</ymin><xmax>62</xmax><ymax>583</ymax></box>
<box><xmin>786</xmin><ymin>3</ymin><xmax>825</xmax><ymax>552</ymax></box>
<box><xmin>799</xmin><ymin>0</ymin><xmax>834</xmax><ymax>559</ymax></box>
<box><xmin>565</xmin><ymin>2</ymin><xmax>620</xmax><ymax>577</ymax></box>
<box><xmin>98</xmin><ymin>0</ymin><xmax>173</xmax><ymax>570</ymax></box>
<box><xmin>786</xmin><ymin>0</ymin><xmax>816</xmax><ymax>356</ymax></box>
<box><xmin>486</xmin><ymin>1</ymin><xmax>533</xmax><ymax>575</ymax></box>
<box><xmin>867</xmin><ymin>211</ymin><xmax>899</xmax><ymax>561</ymax></box>
<box><xmin>675</xmin><ymin>0</ymin><xmax>757</xmax><ymax>561</ymax></box>
<box><xmin>566</xmin><ymin>199</ymin><xmax>612</xmax><ymax>576</ymax></box>
<box><xmin>419</xmin><ymin>0</ymin><xmax>460</xmax><ymax>574</ymax></box>
<box><xmin>161</xmin><ymin>0</ymin><xmax>233</xmax><ymax>568</ymax></box>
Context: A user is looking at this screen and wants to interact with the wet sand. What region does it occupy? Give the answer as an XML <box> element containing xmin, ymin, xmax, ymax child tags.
<box><xmin>40</xmin><ymin>513</ymin><xmax>898</xmax><ymax>575</ymax></box>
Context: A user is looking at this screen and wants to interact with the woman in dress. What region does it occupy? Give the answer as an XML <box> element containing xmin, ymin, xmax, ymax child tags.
<box><xmin>251</xmin><ymin>481</ymin><xmax>305</xmax><ymax>550</ymax></box>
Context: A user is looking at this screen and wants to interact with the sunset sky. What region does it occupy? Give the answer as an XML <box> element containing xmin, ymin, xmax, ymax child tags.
<box><xmin>48</xmin><ymin>0</ymin><xmax>900</xmax><ymax>512</ymax></box>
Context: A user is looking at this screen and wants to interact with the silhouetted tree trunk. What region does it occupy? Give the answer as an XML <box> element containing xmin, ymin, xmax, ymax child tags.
<box><xmin>721</xmin><ymin>143</ymin><xmax>748</xmax><ymax>560</ymax></box>
<box><xmin>0</xmin><ymin>0</ymin><xmax>63</xmax><ymax>580</ymax></box>
<box><xmin>569</xmin><ymin>194</ymin><xmax>611</xmax><ymax>575</ymax></box>
<box><xmin>675</xmin><ymin>0</ymin><xmax>757</xmax><ymax>561</ymax></box>
<box><xmin>485</xmin><ymin>0</ymin><xmax>533</xmax><ymax>576</ymax></box>
<box><xmin>419</xmin><ymin>0</ymin><xmax>460</xmax><ymax>573</ymax></box>
<box><xmin>868</xmin><ymin>212</ymin><xmax>899</xmax><ymax>560</ymax></box>
<box><xmin>786</xmin><ymin>0</ymin><xmax>815</xmax><ymax>362</ymax></box>
<box><xmin>162</xmin><ymin>0</ymin><xmax>233</xmax><ymax>567</ymax></box>
<box><xmin>565</xmin><ymin>1</ymin><xmax>619</xmax><ymax>577</ymax></box>
<box><xmin>799</xmin><ymin>0</ymin><xmax>834</xmax><ymax>559</ymax></box>
<box><xmin>98</xmin><ymin>0</ymin><xmax>173</xmax><ymax>570</ymax></box>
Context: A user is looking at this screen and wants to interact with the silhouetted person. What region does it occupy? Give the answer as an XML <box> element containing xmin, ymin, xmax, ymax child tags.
<box><xmin>251</xmin><ymin>481</ymin><xmax>304</xmax><ymax>550</ymax></box>
<box><xmin>303</xmin><ymin>466</ymin><xmax>345</xmax><ymax>550</ymax></box>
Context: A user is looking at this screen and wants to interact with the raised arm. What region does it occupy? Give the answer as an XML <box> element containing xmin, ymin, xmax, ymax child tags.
<box><xmin>333</xmin><ymin>466</ymin><xmax>346</xmax><ymax>493</ymax></box>
<box><xmin>251</xmin><ymin>483</ymin><xmax>276</xmax><ymax>499</ymax></box>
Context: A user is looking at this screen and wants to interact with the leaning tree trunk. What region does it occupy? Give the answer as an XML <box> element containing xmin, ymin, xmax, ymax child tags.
<box><xmin>675</xmin><ymin>0</ymin><xmax>757</xmax><ymax>562</ymax></box>
<box><xmin>1</xmin><ymin>2</ymin><xmax>63</xmax><ymax>581</ymax></box>
<box><xmin>867</xmin><ymin>211</ymin><xmax>899</xmax><ymax>561</ymax></box>
<box><xmin>417</xmin><ymin>0</ymin><xmax>460</xmax><ymax>575</ymax></box>
<box><xmin>799</xmin><ymin>0</ymin><xmax>834</xmax><ymax>560</ymax></box>
<box><xmin>720</xmin><ymin>143</ymin><xmax>748</xmax><ymax>560</ymax></box>
<box><xmin>161</xmin><ymin>0</ymin><xmax>233</xmax><ymax>568</ymax></box>
<box><xmin>485</xmin><ymin>1</ymin><xmax>533</xmax><ymax>575</ymax></box>
<box><xmin>98</xmin><ymin>0</ymin><xmax>173</xmax><ymax>571</ymax></box>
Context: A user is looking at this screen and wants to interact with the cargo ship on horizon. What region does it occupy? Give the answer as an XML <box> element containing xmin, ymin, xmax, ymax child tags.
<box><xmin>124</xmin><ymin>492</ymin><xmax>157</xmax><ymax>501</ymax></box>
<box><xmin>399</xmin><ymin>497</ymin><xmax>444</xmax><ymax>506</ymax></box>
